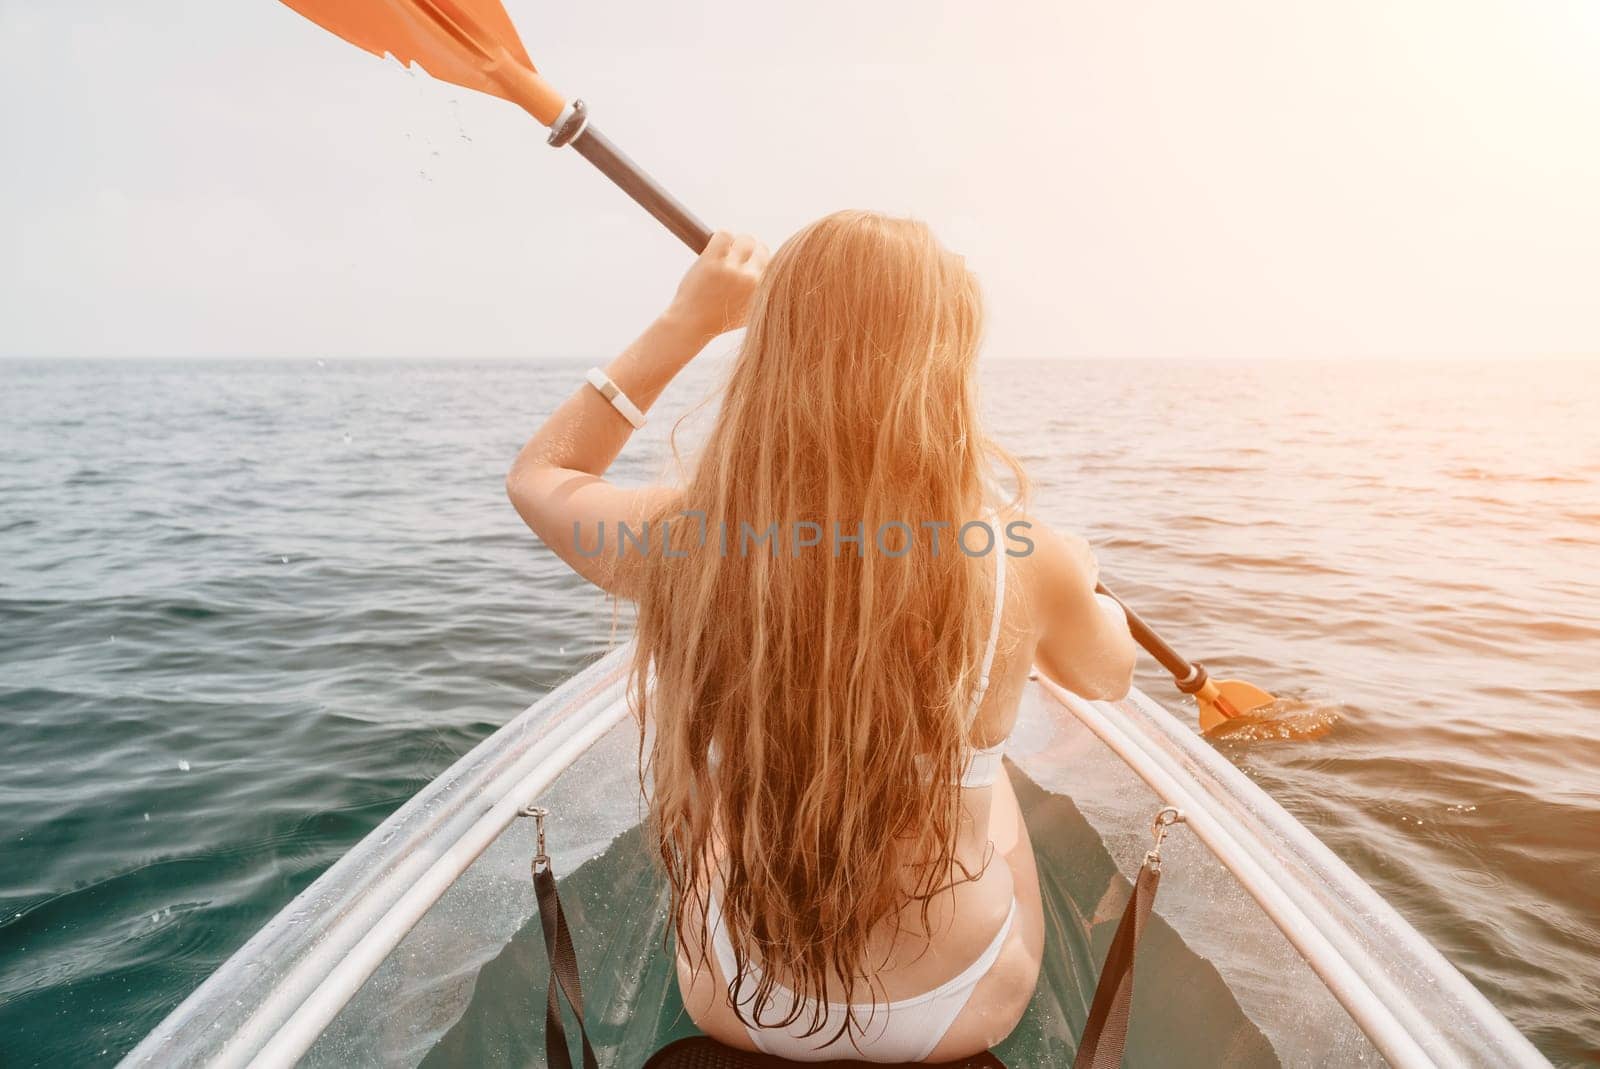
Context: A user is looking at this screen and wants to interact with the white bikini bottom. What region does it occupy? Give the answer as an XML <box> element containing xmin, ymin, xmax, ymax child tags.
<box><xmin>702</xmin><ymin>887</ymin><xmax>1018</xmax><ymax>1063</ymax></box>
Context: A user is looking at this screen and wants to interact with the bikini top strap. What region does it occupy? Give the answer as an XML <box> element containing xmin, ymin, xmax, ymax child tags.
<box><xmin>966</xmin><ymin>520</ymin><xmax>1007</xmax><ymax>724</ymax></box>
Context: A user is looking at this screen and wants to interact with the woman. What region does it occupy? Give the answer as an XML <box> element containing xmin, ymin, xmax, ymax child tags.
<box><xmin>506</xmin><ymin>211</ymin><xmax>1137</xmax><ymax>1062</ymax></box>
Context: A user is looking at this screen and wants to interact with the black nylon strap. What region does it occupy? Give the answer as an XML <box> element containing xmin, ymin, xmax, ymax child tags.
<box><xmin>534</xmin><ymin>861</ymin><xmax>599</xmax><ymax>1069</ymax></box>
<box><xmin>1073</xmin><ymin>858</ymin><xmax>1161</xmax><ymax>1069</ymax></box>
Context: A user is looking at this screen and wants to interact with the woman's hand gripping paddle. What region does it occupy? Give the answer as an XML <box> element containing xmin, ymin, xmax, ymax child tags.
<box><xmin>1097</xmin><ymin>584</ymin><xmax>1279</xmax><ymax>734</ymax></box>
<box><xmin>277</xmin><ymin>0</ymin><xmax>714</xmax><ymax>252</ymax></box>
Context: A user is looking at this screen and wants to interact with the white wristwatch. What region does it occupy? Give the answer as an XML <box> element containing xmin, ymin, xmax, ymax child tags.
<box><xmin>584</xmin><ymin>367</ymin><xmax>647</xmax><ymax>430</ymax></box>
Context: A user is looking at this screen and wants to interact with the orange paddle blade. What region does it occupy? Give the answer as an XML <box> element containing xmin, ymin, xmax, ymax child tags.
<box><xmin>279</xmin><ymin>0</ymin><xmax>566</xmax><ymax>124</ymax></box>
<box><xmin>1196</xmin><ymin>677</ymin><xmax>1276</xmax><ymax>734</ymax></box>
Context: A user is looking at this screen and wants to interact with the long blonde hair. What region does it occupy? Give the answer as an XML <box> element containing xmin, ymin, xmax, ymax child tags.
<box><xmin>629</xmin><ymin>210</ymin><xmax>1023</xmax><ymax>1041</ymax></box>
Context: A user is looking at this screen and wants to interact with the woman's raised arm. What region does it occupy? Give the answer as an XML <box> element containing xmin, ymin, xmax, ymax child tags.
<box><xmin>505</xmin><ymin>231</ymin><xmax>768</xmax><ymax>595</ymax></box>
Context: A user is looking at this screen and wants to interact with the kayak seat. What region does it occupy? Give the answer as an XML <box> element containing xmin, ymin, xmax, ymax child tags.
<box><xmin>643</xmin><ymin>1036</ymin><xmax>1006</xmax><ymax>1068</ymax></box>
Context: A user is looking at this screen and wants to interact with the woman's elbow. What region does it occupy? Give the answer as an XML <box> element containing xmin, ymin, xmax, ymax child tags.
<box><xmin>504</xmin><ymin>470</ymin><xmax>531</xmax><ymax>525</ymax></box>
<box><xmin>505</xmin><ymin>438</ymin><xmax>554</xmax><ymax>498</ymax></box>
<box><xmin>1047</xmin><ymin>655</ymin><xmax>1135</xmax><ymax>704</ymax></box>
<box><xmin>1084</xmin><ymin>676</ymin><xmax>1131</xmax><ymax>703</ymax></box>
<box><xmin>1110</xmin><ymin>637</ymin><xmax>1139</xmax><ymax>699</ymax></box>
<box><xmin>1087</xmin><ymin>643</ymin><xmax>1138</xmax><ymax>702</ymax></box>
<box><xmin>1098</xmin><ymin>667</ymin><xmax>1135</xmax><ymax>703</ymax></box>
<box><xmin>505</xmin><ymin>450</ymin><xmax>548</xmax><ymax>513</ymax></box>
<box><xmin>504</xmin><ymin>462</ymin><xmax>549</xmax><ymax>536</ymax></box>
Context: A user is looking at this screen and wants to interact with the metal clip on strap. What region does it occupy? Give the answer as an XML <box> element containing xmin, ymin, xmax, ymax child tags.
<box><xmin>1145</xmin><ymin>804</ymin><xmax>1184</xmax><ymax>872</ymax></box>
<box><xmin>1073</xmin><ymin>806</ymin><xmax>1185</xmax><ymax>1069</ymax></box>
<box><xmin>519</xmin><ymin>805</ymin><xmax>597</xmax><ymax>1069</ymax></box>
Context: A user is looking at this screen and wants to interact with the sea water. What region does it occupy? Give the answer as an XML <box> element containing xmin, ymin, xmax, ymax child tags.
<box><xmin>0</xmin><ymin>357</ymin><xmax>1595</xmax><ymax>1065</ymax></box>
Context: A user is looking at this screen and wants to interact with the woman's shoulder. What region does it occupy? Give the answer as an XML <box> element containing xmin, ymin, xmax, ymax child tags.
<box><xmin>997</xmin><ymin>509</ymin><xmax>1096</xmax><ymax>598</ymax></box>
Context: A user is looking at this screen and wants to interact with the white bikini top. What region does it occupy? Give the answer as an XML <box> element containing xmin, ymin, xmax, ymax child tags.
<box><xmin>958</xmin><ymin>538</ymin><xmax>1008</xmax><ymax>789</ymax></box>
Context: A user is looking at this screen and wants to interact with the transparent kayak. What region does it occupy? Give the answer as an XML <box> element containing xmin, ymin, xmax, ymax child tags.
<box><xmin>121</xmin><ymin>647</ymin><xmax>1548</xmax><ymax>1068</ymax></box>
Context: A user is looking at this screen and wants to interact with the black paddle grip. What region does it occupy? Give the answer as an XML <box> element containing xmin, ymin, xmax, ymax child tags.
<box><xmin>1096</xmin><ymin>583</ymin><xmax>1201</xmax><ymax>686</ymax></box>
<box><xmin>566</xmin><ymin>122</ymin><xmax>713</xmax><ymax>254</ymax></box>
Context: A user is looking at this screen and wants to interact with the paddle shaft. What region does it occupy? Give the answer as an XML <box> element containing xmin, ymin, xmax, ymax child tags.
<box><xmin>1096</xmin><ymin>583</ymin><xmax>1204</xmax><ymax>688</ymax></box>
<box><xmin>550</xmin><ymin>102</ymin><xmax>713</xmax><ymax>254</ymax></box>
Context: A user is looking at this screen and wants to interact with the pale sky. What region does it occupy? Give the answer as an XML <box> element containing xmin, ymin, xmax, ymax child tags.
<box><xmin>3</xmin><ymin>1</ymin><xmax>1598</xmax><ymax>360</ymax></box>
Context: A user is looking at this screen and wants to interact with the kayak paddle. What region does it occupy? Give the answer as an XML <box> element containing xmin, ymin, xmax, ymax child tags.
<box><xmin>1096</xmin><ymin>584</ymin><xmax>1276</xmax><ymax>732</ymax></box>
<box><xmin>278</xmin><ymin>2</ymin><xmax>1283</xmax><ymax>737</ymax></box>
<box><xmin>277</xmin><ymin>0</ymin><xmax>713</xmax><ymax>252</ymax></box>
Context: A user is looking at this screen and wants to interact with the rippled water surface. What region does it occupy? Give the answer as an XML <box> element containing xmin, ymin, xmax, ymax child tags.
<box><xmin>1</xmin><ymin>358</ymin><xmax>1596</xmax><ymax>1066</ymax></box>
